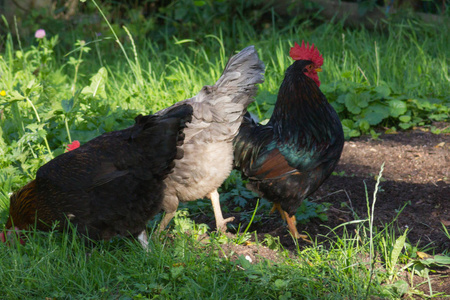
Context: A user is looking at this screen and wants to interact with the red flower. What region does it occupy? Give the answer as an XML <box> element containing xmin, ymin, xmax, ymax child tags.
<box><xmin>66</xmin><ymin>140</ymin><xmax>80</xmax><ymax>152</ymax></box>
<box><xmin>0</xmin><ymin>227</ymin><xmax>26</xmax><ymax>245</ymax></box>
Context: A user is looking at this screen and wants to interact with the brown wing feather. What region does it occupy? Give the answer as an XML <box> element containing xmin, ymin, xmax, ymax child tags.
<box><xmin>252</xmin><ymin>148</ymin><xmax>298</xmax><ymax>179</ymax></box>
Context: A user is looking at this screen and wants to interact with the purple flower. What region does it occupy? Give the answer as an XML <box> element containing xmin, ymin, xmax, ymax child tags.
<box><xmin>35</xmin><ymin>29</ymin><xmax>46</xmax><ymax>39</ymax></box>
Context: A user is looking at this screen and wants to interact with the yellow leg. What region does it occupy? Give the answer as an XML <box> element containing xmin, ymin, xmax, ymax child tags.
<box><xmin>271</xmin><ymin>203</ymin><xmax>312</xmax><ymax>243</ymax></box>
<box><xmin>282</xmin><ymin>211</ymin><xmax>312</xmax><ymax>243</ymax></box>
<box><xmin>270</xmin><ymin>203</ymin><xmax>286</xmax><ymax>221</ymax></box>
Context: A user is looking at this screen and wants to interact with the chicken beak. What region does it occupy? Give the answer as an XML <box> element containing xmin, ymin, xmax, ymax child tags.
<box><xmin>315</xmin><ymin>67</ymin><xmax>322</xmax><ymax>72</ymax></box>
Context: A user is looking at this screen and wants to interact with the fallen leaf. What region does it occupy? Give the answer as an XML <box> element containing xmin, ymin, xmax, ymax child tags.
<box><xmin>172</xmin><ymin>262</ymin><xmax>186</xmax><ymax>267</ymax></box>
<box><xmin>440</xmin><ymin>219</ymin><xmax>450</xmax><ymax>226</ymax></box>
<box><xmin>417</xmin><ymin>251</ymin><xmax>431</xmax><ymax>259</ymax></box>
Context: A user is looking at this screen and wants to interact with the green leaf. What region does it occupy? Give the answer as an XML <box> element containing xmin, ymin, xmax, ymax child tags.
<box><xmin>429</xmin><ymin>114</ymin><xmax>447</xmax><ymax>121</ymax></box>
<box><xmin>102</xmin><ymin>115</ymin><xmax>116</xmax><ymax>132</ymax></box>
<box><xmin>389</xmin><ymin>100</ymin><xmax>407</xmax><ymax>117</ymax></box>
<box><xmin>257</xmin><ymin>91</ymin><xmax>277</xmax><ymax>105</ymax></box>
<box><xmin>61</xmin><ymin>98</ymin><xmax>75</xmax><ymax>113</ymax></box>
<box><xmin>358</xmin><ymin>92</ymin><xmax>370</xmax><ymax>108</ymax></box>
<box><xmin>6</xmin><ymin>90</ymin><xmax>26</xmax><ymax>101</ymax></box>
<box><xmin>194</xmin><ymin>0</ymin><xmax>206</xmax><ymax>6</ymax></box>
<box><xmin>237</xmin><ymin>255</ymin><xmax>252</xmax><ymax>270</ymax></box>
<box><xmin>341</xmin><ymin>119</ymin><xmax>354</xmax><ymax>129</ymax></box>
<box><xmin>274</xmin><ymin>279</ymin><xmax>288</xmax><ymax>290</ymax></box>
<box><xmin>389</xmin><ymin>230</ymin><xmax>407</xmax><ymax>274</ymax></box>
<box><xmin>319</xmin><ymin>83</ymin><xmax>335</xmax><ymax>94</ymax></box>
<box><xmin>370</xmin><ymin>129</ymin><xmax>380</xmax><ymax>139</ymax></box>
<box><xmin>361</xmin><ymin>104</ymin><xmax>390</xmax><ymax>125</ymax></box>
<box><xmin>389</xmin><ymin>280</ymin><xmax>409</xmax><ymax>296</ymax></box>
<box><xmin>344</xmin><ymin>93</ymin><xmax>361</xmax><ymax>114</ymax></box>
<box><xmin>412</xmin><ymin>263</ymin><xmax>429</xmax><ymax>277</ymax></box>
<box><xmin>170</xmin><ymin>266</ymin><xmax>184</xmax><ymax>279</ymax></box>
<box><xmin>336</xmin><ymin>94</ymin><xmax>347</xmax><ymax>104</ymax></box>
<box><xmin>399</xmin><ymin>122</ymin><xmax>413</xmax><ymax>129</ymax></box>
<box><xmin>375</xmin><ymin>85</ymin><xmax>391</xmax><ymax>98</ymax></box>
<box><xmin>330</xmin><ymin>101</ymin><xmax>345</xmax><ymax>113</ymax></box>
<box><xmin>358</xmin><ymin>120</ymin><xmax>370</xmax><ymax>132</ymax></box>
<box><xmin>349</xmin><ymin>129</ymin><xmax>360</xmax><ymax>137</ymax></box>
<box><xmin>71</xmin><ymin>130</ymin><xmax>101</xmax><ymax>142</ymax></box>
<box><xmin>363</xmin><ymin>112</ymin><xmax>384</xmax><ymax>125</ymax></box>
<box><xmin>399</xmin><ymin>115</ymin><xmax>411</xmax><ymax>123</ymax></box>
<box><xmin>234</xmin><ymin>196</ymin><xmax>247</xmax><ymax>207</ymax></box>
<box><xmin>81</xmin><ymin>67</ymin><xmax>108</xmax><ymax>99</ymax></box>
<box><xmin>341</xmin><ymin>119</ymin><xmax>359</xmax><ymax>139</ymax></box>
<box><xmin>411</xmin><ymin>98</ymin><xmax>431</xmax><ymax>110</ymax></box>
<box><xmin>433</xmin><ymin>255</ymin><xmax>450</xmax><ymax>265</ymax></box>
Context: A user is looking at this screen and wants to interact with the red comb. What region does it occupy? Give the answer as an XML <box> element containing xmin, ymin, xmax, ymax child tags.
<box><xmin>289</xmin><ymin>41</ymin><xmax>324</xmax><ymax>67</ymax></box>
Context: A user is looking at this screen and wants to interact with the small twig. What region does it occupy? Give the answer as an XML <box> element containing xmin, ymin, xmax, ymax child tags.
<box><xmin>357</xmin><ymin>65</ymin><xmax>371</xmax><ymax>85</ymax></box>
<box><xmin>312</xmin><ymin>189</ymin><xmax>346</xmax><ymax>201</ymax></box>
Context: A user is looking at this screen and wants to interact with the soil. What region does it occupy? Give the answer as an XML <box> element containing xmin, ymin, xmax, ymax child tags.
<box><xmin>193</xmin><ymin>126</ymin><xmax>450</xmax><ymax>297</ymax></box>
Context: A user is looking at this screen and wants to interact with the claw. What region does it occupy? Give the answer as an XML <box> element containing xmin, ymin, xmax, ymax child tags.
<box><xmin>216</xmin><ymin>216</ymin><xmax>235</xmax><ymax>232</ymax></box>
<box><xmin>271</xmin><ymin>204</ymin><xmax>312</xmax><ymax>243</ymax></box>
<box><xmin>208</xmin><ymin>189</ymin><xmax>234</xmax><ymax>232</ymax></box>
<box><xmin>283</xmin><ymin>212</ymin><xmax>312</xmax><ymax>243</ymax></box>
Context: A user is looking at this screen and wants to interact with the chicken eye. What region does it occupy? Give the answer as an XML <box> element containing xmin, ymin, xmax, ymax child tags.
<box><xmin>303</xmin><ymin>65</ymin><xmax>314</xmax><ymax>73</ymax></box>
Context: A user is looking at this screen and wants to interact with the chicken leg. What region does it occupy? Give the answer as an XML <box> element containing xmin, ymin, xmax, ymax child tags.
<box><xmin>137</xmin><ymin>230</ymin><xmax>150</xmax><ymax>251</ymax></box>
<box><xmin>270</xmin><ymin>203</ymin><xmax>311</xmax><ymax>243</ymax></box>
<box><xmin>157</xmin><ymin>190</ymin><xmax>234</xmax><ymax>234</ymax></box>
<box><xmin>208</xmin><ymin>189</ymin><xmax>235</xmax><ymax>232</ymax></box>
<box><xmin>158</xmin><ymin>211</ymin><xmax>176</xmax><ymax>233</ymax></box>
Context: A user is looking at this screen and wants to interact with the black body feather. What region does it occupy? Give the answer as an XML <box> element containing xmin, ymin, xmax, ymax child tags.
<box><xmin>234</xmin><ymin>60</ymin><xmax>344</xmax><ymax>216</ymax></box>
<box><xmin>7</xmin><ymin>104</ymin><xmax>193</xmax><ymax>241</ymax></box>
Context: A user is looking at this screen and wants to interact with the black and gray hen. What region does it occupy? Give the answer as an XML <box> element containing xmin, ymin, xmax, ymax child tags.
<box><xmin>2</xmin><ymin>104</ymin><xmax>193</xmax><ymax>247</ymax></box>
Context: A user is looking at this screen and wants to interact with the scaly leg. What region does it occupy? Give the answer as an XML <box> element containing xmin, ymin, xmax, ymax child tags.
<box><xmin>208</xmin><ymin>189</ymin><xmax>235</xmax><ymax>232</ymax></box>
<box><xmin>270</xmin><ymin>203</ymin><xmax>286</xmax><ymax>221</ymax></box>
<box><xmin>271</xmin><ymin>203</ymin><xmax>311</xmax><ymax>243</ymax></box>
<box><xmin>282</xmin><ymin>211</ymin><xmax>311</xmax><ymax>243</ymax></box>
<box><xmin>158</xmin><ymin>211</ymin><xmax>177</xmax><ymax>233</ymax></box>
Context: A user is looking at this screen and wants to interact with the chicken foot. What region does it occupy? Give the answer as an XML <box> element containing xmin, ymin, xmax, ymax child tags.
<box><xmin>208</xmin><ymin>189</ymin><xmax>235</xmax><ymax>232</ymax></box>
<box><xmin>137</xmin><ymin>230</ymin><xmax>150</xmax><ymax>251</ymax></box>
<box><xmin>157</xmin><ymin>190</ymin><xmax>233</xmax><ymax>234</ymax></box>
<box><xmin>270</xmin><ymin>203</ymin><xmax>312</xmax><ymax>243</ymax></box>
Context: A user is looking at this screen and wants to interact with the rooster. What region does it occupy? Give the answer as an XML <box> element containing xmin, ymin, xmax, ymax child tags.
<box><xmin>1</xmin><ymin>104</ymin><xmax>193</xmax><ymax>247</ymax></box>
<box><xmin>233</xmin><ymin>41</ymin><xmax>344</xmax><ymax>240</ymax></box>
<box><xmin>156</xmin><ymin>46</ymin><xmax>265</xmax><ymax>232</ymax></box>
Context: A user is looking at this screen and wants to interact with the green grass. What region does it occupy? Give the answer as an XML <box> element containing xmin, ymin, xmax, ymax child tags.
<box><xmin>1</xmin><ymin>1</ymin><xmax>449</xmax><ymax>298</ymax></box>
<box><xmin>2</xmin><ymin>183</ymin><xmax>448</xmax><ymax>299</ymax></box>
<box><xmin>0</xmin><ymin>192</ymin><xmax>399</xmax><ymax>299</ymax></box>
<box><xmin>0</xmin><ymin>225</ymin><xmax>384</xmax><ymax>299</ymax></box>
